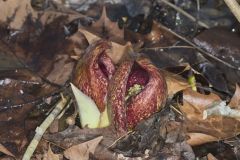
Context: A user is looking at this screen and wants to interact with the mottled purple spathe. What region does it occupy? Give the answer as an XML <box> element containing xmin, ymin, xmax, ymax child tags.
<box><xmin>108</xmin><ymin>57</ymin><xmax>167</xmax><ymax>133</ymax></box>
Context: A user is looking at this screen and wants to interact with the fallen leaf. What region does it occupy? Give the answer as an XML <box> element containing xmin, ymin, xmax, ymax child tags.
<box><xmin>187</xmin><ymin>133</ymin><xmax>218</xmax><ymax>146</ymax></box>
<box><xmin>162</xmin><ymin>70</ymin><xmax>190</xmax><ymax>97</ymax></box>
<box><xmin>229</xmin><ymin>84</ymin><xmax>240</xmax><ymax>109</ymax></box>
<box><xmin>80</xmin><ymin>29</ymin><xmax>132</xmax><ymax>64</ymax></box>
<box><xmin>79</xmin><ymin>29</ymin><xmax>100</xmax><ymax>44</ymax></box>
<box><xmin>43</xmin><ymin>125</ymin><xmax>117</xmax><ymax>149</ymax></box>
<box><xmin>7</xmin><ymin>15</ymin><xmax>84</xmax><ymax>85</ymax></box>
<box><xmin>125</xmin><ymin>21</ymin><xmax>178</xmax><ymax>49</ymax></box>
<box><xmin>0</xmin><ymin>2</ymin><xmax>89</xmax><ymax>85</ymax></box>
<box><xmin>64</xmin><ymin>136</ymin><xmax>103</xmax><ymax>160</ymax></box>
<box><xmin>197</xmin><ymin>62</ymin><xmax>229</xmax><ymax>93</ymax></box>
<box><xmin>0</xmin><ymin>0</ymin><xmax>37</xmax><ymax>29</ymax></box>
<box><xmin>0</xmin><ymin>68</ymin><xmax>58</xmax><ymax>156</ymax></box>
<box><xmin>144</xmin><ymin>21</ymin><xmax>178</xmax><ymax>47</ymax></box>
<box><xmin>0</xmin><ymin>143</ymin><xmax>15</xmax><ymax>157</ymax></box>
<box><xmin>0</xmin><ymin>41</ymin><xmax>23</xmax><ymax>70</ymax></box>
<box><xmin>43</xmin><ymin>145</ymin><xmax>61</xmax><ymax>160</ymax></box>
<box><xmin>90</xmin><ymin>6</ymin><xmax>124</xmax><ymax>42</ymax></box>
<box><xmin>180</xmin><ymin>89</ymin><xmax>240</xmax><ymax>145</ymax></box>
<box><xmin>0</xmin><ymin>0</ymin><xmax>84</xmax><ymax>29</ymax></box>
<box><xmin>49</xmin><ymin>120</ymin><xmax>59</xmax><ymax>133</ymax></box>
<box><xmin>207</xmin><ymin>153</ymin><xmax>218</xmax><ymax>160</ymax></box>
<box><xmin>193</xmin><ymin>27</ymin><xmax>240</xmax><ymax>85</ymax></box>
<box><xmin>0</xmin><ymin>69</ymin><xmax>57</xmax><ymax>110</ymax></box>
<box><xmin>78</xmin><ymin>6</ymin><xmax>133</xmax><ymax>64</ymax></box>
<box><xmin>80</xmin><ymin>6</ymin><xmax>124</xmax><ymax>43</ymax></box>
<box><xmin>39</xmin><ymin>10</ymin><xmax>84</xmax><ymax>26</ymax></box>
<box><xmin>111</xmin><ymin>109</ymin><xmax>195</xmax><ymax>159</ymax></box>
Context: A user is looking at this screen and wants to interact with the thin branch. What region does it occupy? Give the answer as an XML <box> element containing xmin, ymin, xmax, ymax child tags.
<box><xmin>157</xmin><ymin>23</ymin><xmax>240</xmax><ymax>71</ymax></box>
<box><xmin>22</xmin><ymin>95</ymin><xmax>69</xmax><ymax>160</ymax></box>
<box><xmin>140</xmin><ymin>45</ymin><xmax>195</xmax><ymax>51</ymax></box>
<box><xmin>159</xmin><ymin>0</ymin><xmax>210</xmax><ymax>29</ymax></box>
<box><xmin>0</xmin><ymin>88</ymin><xmax>63</xmax><ymax>111</ymax></box>
<box><xmin>224</xmin><ymin>0</ymin><xmax>240</xmax><ymax>23</ymax></box>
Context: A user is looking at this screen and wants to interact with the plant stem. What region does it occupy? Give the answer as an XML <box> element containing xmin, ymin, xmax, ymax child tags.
<box><xmin>22</xmin><ymin>94</ymin><xmax>69</xmax><ymax>160</ymax></box>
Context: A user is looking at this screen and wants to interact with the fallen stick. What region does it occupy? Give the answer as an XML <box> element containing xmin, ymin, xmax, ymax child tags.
<box><xmin>157</xmin><ymin>23</ymin><xmax>240</xmax><ymax>71</ymax></box>
<box><xmin>22</xmin><ymin>94</ymin><xmax>69</xmax><ymax>160</ymax></box>
<box><xmin>224</xmin><ymin>0</ymin><xmax>240</xmax><ymax>23</ymax></box>
<box><xmin>159</xmin><ymin>0</ymin><xmax>210</xmax><ymax>29</ymax></box>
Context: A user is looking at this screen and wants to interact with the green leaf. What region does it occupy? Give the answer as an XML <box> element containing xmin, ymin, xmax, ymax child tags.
<box><xmin>98</xmin><ymin>107</ymin><xmax>110</xmax><ymax>128</ymax></box>
<box><xmin>70</xmin><ymin>83</ymin><xmax>100</xmax><ymax>128</ymax></box>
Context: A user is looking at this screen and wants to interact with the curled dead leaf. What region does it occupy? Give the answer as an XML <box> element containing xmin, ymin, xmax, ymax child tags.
<box><xmin>180</xmin><ymin>89</ymin><xmax>240</xmax><ymax>146</ymax></box>
<box><xmin>43</xmin><ymin>145</ymin><xmax>61</xmax><ymax>160</ymax></box>
<box><xmin>162</xmin><ymin>70</ymin><xmax>190</xmax><ymax>97</ymax></box>
<box><xmin>0</xmin><ymin>143</ymin><xmax>15</xmax><ymax>157</ymax></box>
<box><xmin>64</xmin><ymin>136</ymin><xmax>103</xmax><ymax>160</ymax></box>
<box><xmin>207</xmin><ymin>153</ymin><xmax>218</xmax><ymax>160</ymax></box>
<box><xmin>79</xmin><ymin>29</ymin><xmax>132</xmax><ymax>64</ymax></box>
<box><xmin>90</xmin><ymin>6</ymin><xmax>124</xmax><ymax>42</ymax></box>
<box><xmin>125</xmin><ymin>21</ymin><xmax>178</xmax><ymax>49</ymax></box>
<box><xmin>0</xmin><ymin>0</ymin><xmax>37</xmax><ymax>29</ymax></box>
<box><xmin>187</xmin><ymin>133</ymin><xmax>218</xmax><ymax>146</ymax></box>
<box><xmin>78</xmin><ymin>6</ymin><xmax>133</xmax><ymax>64</ymax></box>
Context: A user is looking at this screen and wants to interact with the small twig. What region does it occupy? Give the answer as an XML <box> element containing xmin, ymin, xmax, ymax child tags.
<box><xmin>159</xmin><ymin>0</ymin><xmax>210</xmax><ymax>29</ymax></box>
<box><xmin>57</xmin><ymin>99</ymin><xmax>73</xmax><ymax>119</ymax></box>
<box><xmin>224</xmin><ymin>0</ymin><xmax>240</xmax><ymax>23</ymax></box>
<box><xmin>170</xmin><ymin>105</ymin><xmax>183</xmax><ymax>116</ymax></box>
<box><xmin>0</xmin><ymin>88</ymin><xmax>63</xmax><ymax>111</ymax></box>
<box><xmin>196</xmin><ymin>0</ymin><xmax>200</xmax><ymax>11</ymax></box>
<box><xmin>22</xmin><ymin>94</ymin><xmax>69</xmax><ymax>160</ymax></box>
<box><xmin>42</xmin><ymin>139</ymin><xmax>66</xmax><ymax>150</ymax></box>
<box><xmin>195</xmin><ymin>0</ymin><xmax>200</xmax><ymax>30</ymax></box>
<box><xmin>157</xmin><ymin>23</ymin><xmax>240</xmax><ymax>71</ymax></box>
<box><xmin>140</xmin><ymin>45</ymin><xmax>194</xmax><ymax>51</ymax></box>
<box><xmin>108</xmin><ymin>131</ymin><xmax>134</xmax><ymax>149</ymax></box>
